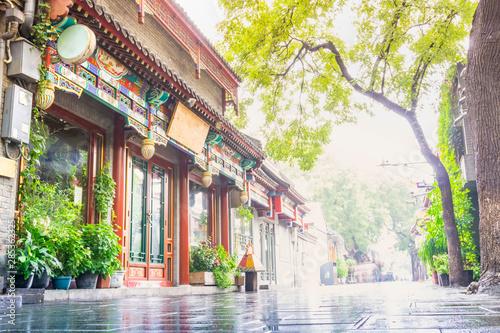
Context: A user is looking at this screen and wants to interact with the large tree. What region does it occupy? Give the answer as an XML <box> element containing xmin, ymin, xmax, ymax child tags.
<box><xmin>313</xmin><ymin>170</ymin><xmax>387</xmax><ymax>262</ymax></box>
<box><xmin>218</xmin><ymin>0</ymin><xmax>476</xmax><ymax>285</ymax></box>
<box><xmin>466</xmin><ymin>0</ymin><xmax>500</xmax><ymax>293</ymax></box>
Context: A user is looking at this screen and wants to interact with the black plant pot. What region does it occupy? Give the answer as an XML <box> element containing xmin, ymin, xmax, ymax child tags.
<box><xmin>14</xmin><ymin>273</ymin><xmax>34</xmax><ymax>289</ymax></box>
<box><xmin>439</xmin><ymin>273</ymin><xmax>450</xmax><ymax>287</ymax></box>
<box><xmin>75</xmin><ymin>272</ymin><xmax>98</xmax><ymax>289</ymax></box>
<box><xmin>32</xmin><ymin>270</ymin><xmax>50</xmax><ymax>289</ymax></box>
<box><xmin>465</xmin><ymin>270</ymin><xmax>474</xmax><ymax>284</ymax></box>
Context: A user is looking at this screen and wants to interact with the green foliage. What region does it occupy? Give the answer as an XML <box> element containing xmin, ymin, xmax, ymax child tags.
<box><xmin>433</xmin><ymin>253</ymin><xmax>449</xmax><ymax>275</ymax></box>
<box><xmin>235</xmin><ymin>205</ymin><xmax>253</xmax><ymax>228</ymax></box>
<box><xmin>189</xmin><ymin>239</ymin><xmax>237</xmax><ymax>289</ymax></box>
<box><xmin>313</xmin><ymin>170</ymin><xmax>387</xmax><ymax>259</ymax></box>
<box><xmin>79</xmin><ymin>223</ymin><xmax>122</xmax><ymax>277</ymax></box>
<box><xmin>419</xmin><ymin>67</ymin><xmax>478</xmax><ymax>272</ymax></box>
<box><xmin>336</xmin><ymin>258</ymin><xmax>348</xmax><ymax>278</ymax></box>
<box><xmin>31</xmin><ymin>1</ymin><xmax>52</xmax><ymax>51</ymax></box>
<box><xmin>14</xmin><ymin>227</ymin><xmax>61</xmax><ymax>279</ymax></box>
<box><xmin>93</xmin><ymin>161</ymin><xmax>116</xmax><ymax>220</ymax></box>
<box><xmin>20</xmin><ymin>181</ymin><xmax>83</xmax><ymax>227</ymax></box>
<box><xmin>345</xmin><ymin>258</ymin><xmax>357</xmax><ymax>268</ymax></box>
<box><xmin>218</xmin><ymin>0</ymin><xmax>476</xmax><ymax>170</ymax></box>
<box><xmin>50</xmin><ymin>224</ymin><xmax>90</xmax><ymax>278</ymax></box>
<box><xmin>190</xmin><ymin>240</ymin><xmax>217</xmax><ymax>273</ymax></box>
<box><xmin>213</xmin><ymin>244</ymin><xmax>237</xmax><ymax>290</ymax></box>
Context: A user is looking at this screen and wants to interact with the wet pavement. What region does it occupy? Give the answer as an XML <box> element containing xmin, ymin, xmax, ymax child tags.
<box><xmin>2</xmin><ymin>281</ymin><xmax>500</xmax><ymax>332</ymax></box>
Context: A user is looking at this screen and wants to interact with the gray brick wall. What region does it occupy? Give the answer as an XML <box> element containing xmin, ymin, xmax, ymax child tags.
<box><xmin>0</xmin><ymin>175</ymin><xmax>17</xmax><ymax>289</ymax></box>
<box><xmin>99</xmin><ymin>0</ymin><xmax>224</xmax><ymax>112</ymax></box>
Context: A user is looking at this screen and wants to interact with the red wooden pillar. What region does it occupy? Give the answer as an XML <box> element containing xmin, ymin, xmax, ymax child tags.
<box><xmin>220</xmin><ymin>178</ymin><xmax>229</xmax><ymax>251</ymax></box>
<box><xmin>112</xmin><ymin>113</ymin><xmax>126</xmax><ymax>262</ymax></box>
<box><xmin>179</xmin><ymin>154</ymin><xmax>190</xmax><ymax>285</ymax></box>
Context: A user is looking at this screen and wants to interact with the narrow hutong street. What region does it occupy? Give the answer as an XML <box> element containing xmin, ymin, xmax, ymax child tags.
<box><xmin>4</xmin><ymin>281</ymin><xmax>500</xmax><ymax>332</ymax></box>
<box><xmin>1</xmin><ymin>0</ymin><xmax>500</xmax><ymax>332</ymax></box>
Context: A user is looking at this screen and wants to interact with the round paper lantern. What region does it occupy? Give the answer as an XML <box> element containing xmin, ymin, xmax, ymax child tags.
<box><xmin>57</xmin><ymin>24</ymin><xmax>96</xmax><ymax>65</ymax></box>
<box><xmin>141</xmin><ymin>138</ymin><xmax>155</xmax><ymax>160</ymax></box>
<box><xmin>240</xmin><ymin>189</ymin><xmax>249</xmax><ymax>205</ymax></box>
<box><xmin>201</xmin><ymin>170</ymin><xmax>212</xmax><ymax>188</ymax></box>
<box><xmin>35</xmin><ymin>81</ymin><xmax>55</xmax><ymax>110</ymax></box>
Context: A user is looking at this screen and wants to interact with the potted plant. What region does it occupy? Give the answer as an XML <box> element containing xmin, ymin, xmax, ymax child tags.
<box><xmin>235</xmin><ymin>205</ymin><xmax>253</xmax><ymax>228</ymax></box>
<box><xmin>51</xmin><ymin>224</ymin><xmax>91</xmax><ymax>290</ymax></box>
<box><xmin>234</xmin><ymin>267</ymin><xmax>244</xmax><ymax>286</ymax></box>
<box><xmin>109</xmin><ymin>266</ymin><xmax>126</xmax><ymax>288</ymax></box>
<box><xmin>78</xmin><ymin>222</ymin><xmax>122</xmax><ymax>289</ymax></box>
<box><xmin>28</xmin><ymin>225</ymin><xmax>61</xmax><ymax>289</ymax></box>
<box><xmin>189</xmin><ymin>239</ymin><xmax>237</xmax><ymax>289</ymax></box>
<box><xmin>189</xmin><ymin>240</ymin><xmax>217</xmax><ymax>286</ymax></box>
<box><xmin>346</xmin><ymin>258</ymin><xmax>357</xmax><ymax>284</ymax></box>
<box><xmin>433</xmin><ymin>254</ymin><xmax>449</xmax><ymax>286</ymax></box>
<box><xmin>14</xmin><ymin>228</ymin><xmax>61</xmax><ymax>289</ymax></box>
<box><xmin>336</xmin><ymin>258</ymin><xmax>348</xmax><ymax>284</ymax></box>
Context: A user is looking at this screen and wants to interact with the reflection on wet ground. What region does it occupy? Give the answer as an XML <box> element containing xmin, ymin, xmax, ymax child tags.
<box><xmin>2</xmin><ymin>281</ymin><xmax>500</xmax><ymax>332</ymax></box>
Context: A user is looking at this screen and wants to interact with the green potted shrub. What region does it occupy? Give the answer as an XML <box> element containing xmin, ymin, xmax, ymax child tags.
<box><xmin>433</xmin><ymin>254</ymin><xmax>449</xmax><ymax>286</ymax></box>
<box><xmin>78</xmin><ymin>223</ymin><xmax>122</xmax><ymax>289</ymax></box>
<box><xmin>346</xmin><ymin>258</ymin><xmax>357</xmax><ymax>284</ymax></box>
<box><xmin>14</xmin><ymin>228</ymin><xmax>61</xmax><ymax>289</ymax></box>
<box><xmin>189</xmin><ymin>239</ymin><xmax>237</xmax><ymax>289</ymax></box>
<box><xmin>336</xmin><ymin>258</ymin><xmax>348</xmax><ymax>284</ymax></box>
<box><xmin>51</xmin><ymin>224</ymin><xmax>91</xmax><ymax>290</ymax></box>
<box><xmin>234</xmin><ymin>267</ymin><xmax>244</xmax><ymax>286</ymax></box>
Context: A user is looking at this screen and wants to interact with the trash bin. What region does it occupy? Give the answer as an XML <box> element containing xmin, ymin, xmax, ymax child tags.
<box><xmin>320</xmin><ymin>262</ymin><xmax>337</xmax><ymax>285</ymax></box>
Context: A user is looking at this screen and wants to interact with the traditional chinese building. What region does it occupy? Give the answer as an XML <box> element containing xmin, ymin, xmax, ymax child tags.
<box><xmin>0</xmin><ymin>0</ymin><xmax>266</xmax><ymax>288</ymax></box>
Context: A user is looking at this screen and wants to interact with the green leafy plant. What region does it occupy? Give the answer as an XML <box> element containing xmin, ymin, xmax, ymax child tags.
<box><xmin>31</xmin><ymin>1</ymin><xmax>52</xmax><ymax>51</ymax></box>
<box><xmin>189</xmin><ymin>239</ymin><xmax>237</xmax><ymax>289</ymax></box>
<box><xmin>336</xmin><ymin>258</ymin><xmax>348</xmax><ymax>279</ymax></box>
<box><xmin>79</xmin><ymin>223</ymin><xmax>122</xmax><ymax>278</ymax></box>
<box><xmin>93</xmin><ymin>161</ymin><xmax>116</xmax><ymax>221</ymax></box>
<box><xmin>433</xmin><ymin>254</ymin><xmax>449</xmax><ymax>275</ymax></box>
<box><xmin>51</xmin><ymin>224</ymin><xmax>90</xmax><ymax>278</ymax></box>
<box><xmin>14</xmin><ymin>227</ymin><xmax>61</xmax><ymax>279</ymax></box>
<box><xmin>420</xmin><ymin>67</ymin><xmax>479</xmax><ymax>275</ymax></box>
<box><xmin>235</xmin><ymin>205</ymin><xmax>253</xmax><ymax>228</ymax></box>
<box><xmin>345</xmin><ymin>259</ymin><xmax>356</xmax><ymax>268</ymax></box>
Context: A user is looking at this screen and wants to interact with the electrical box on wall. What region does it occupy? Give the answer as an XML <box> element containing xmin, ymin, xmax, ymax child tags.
<box><xmin>1</xmin><ymin>85</ymin><xmax>33</xmax><ymax>144</ymax></box>
<box><xmin>7</xmin><ymin>39</ymin><xmax>41</xmax><ymax>83</ymax></box>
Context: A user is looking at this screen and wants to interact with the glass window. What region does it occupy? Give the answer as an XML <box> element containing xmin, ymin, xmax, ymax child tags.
<box><xmin>232</xmin><ymin>208</ymin><xmax>252</xmax><ymax>253</ymax></box>
<box><xmin>189</xmin><ymin>181</ymin><xmax>209</xmax><ymax>246</ymax></box>
<box><xmin>37</xmin><ymin>115</ymin><xmax>90</xmax><ymax>223</ymax></box>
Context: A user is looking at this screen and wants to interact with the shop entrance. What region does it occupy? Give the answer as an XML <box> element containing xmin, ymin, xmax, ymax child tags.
<box><xmin>127</xmin><ymin>152</ymin><xmax>174</xmax><ymax>286</ymax></box>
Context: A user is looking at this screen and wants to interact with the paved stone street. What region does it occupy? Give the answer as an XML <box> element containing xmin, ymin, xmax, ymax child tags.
<box><xmin>2</xmin><ymin>281</ymin><xmax>500</xmax><ymax>332</ymax></box>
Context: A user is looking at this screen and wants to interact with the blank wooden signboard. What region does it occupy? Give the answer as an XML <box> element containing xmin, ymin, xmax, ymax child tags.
<box><xmin>166</xmin><ymin>102</ymin><xmax>210</xmax><ymax>155</ymax></box>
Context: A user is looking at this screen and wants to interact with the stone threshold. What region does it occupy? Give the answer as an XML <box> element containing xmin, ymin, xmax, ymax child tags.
<box><xmin>44</xmin><ymin>285</ymin><xmax>243</xmax><ymax>302</ymax></box>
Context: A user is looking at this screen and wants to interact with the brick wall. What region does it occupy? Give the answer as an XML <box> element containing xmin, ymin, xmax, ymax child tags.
<box><xmin>0</xmin><ymin>173</ymin><xmax>17</xmax><ymax>289</ymax></box>
<box><xmin>99</xmin><ymin>0</ymin><xmax>224</xmax><ymax>112</ymax></box>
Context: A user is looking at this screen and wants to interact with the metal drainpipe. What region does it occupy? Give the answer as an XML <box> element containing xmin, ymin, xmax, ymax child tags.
<box><xmin>20</xmin><ymin>0</ymin><xmax>35</xmax><ymax>38</ymax></box>
<box><xmin>0</xmin><ymin>21</ymin><xmax>19</xmax><ymax>106</ymax></box>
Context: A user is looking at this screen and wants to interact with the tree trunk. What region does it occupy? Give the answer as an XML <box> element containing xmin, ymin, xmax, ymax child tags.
<box><xmin>466</xmin><ymin>0</ymin><xmax>500</xmax><ymax>294</ymax></box>
<box><xmin>405</xmin><ymin>112</ymin><xmax>466</xmax><ymax>286</ymax></box>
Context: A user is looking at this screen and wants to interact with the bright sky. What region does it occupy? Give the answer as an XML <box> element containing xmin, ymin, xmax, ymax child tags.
<box><xmin>176</xmin><ymin>0</ymin><xmax>438</xmax><ymax>189</ymax></box>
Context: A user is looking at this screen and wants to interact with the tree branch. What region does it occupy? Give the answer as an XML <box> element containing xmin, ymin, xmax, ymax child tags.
<box><xmin>306</xmin><ymin>41</ymin><xmax>412</xmax><ymax>118</ymax></box>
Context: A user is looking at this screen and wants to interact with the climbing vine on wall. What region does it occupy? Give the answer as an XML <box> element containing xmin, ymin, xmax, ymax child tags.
<box><xmin>419</xmin><ymin>67</ymin><xmax>479</xmax><ymax>278</ymax></box>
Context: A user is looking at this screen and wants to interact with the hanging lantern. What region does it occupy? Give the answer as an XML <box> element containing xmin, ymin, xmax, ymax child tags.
<box><xmin>141</xmin><ymin>137</ymin><xmax>155</xmax><ymax>160</ymax></box>
<box><xmin>240</xmin><ymin>188</ymin><xmax>249</xmax><ymax>204</ymax></box>
<box><xmin>201</xmin><ymin>170</ymin><xmax>212</xmax><ymax>187</ymax></box>
<box><xmin>35</xmin><ymin>81</ymin><xmax>55</xmax><ymax>110</ymax></box>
